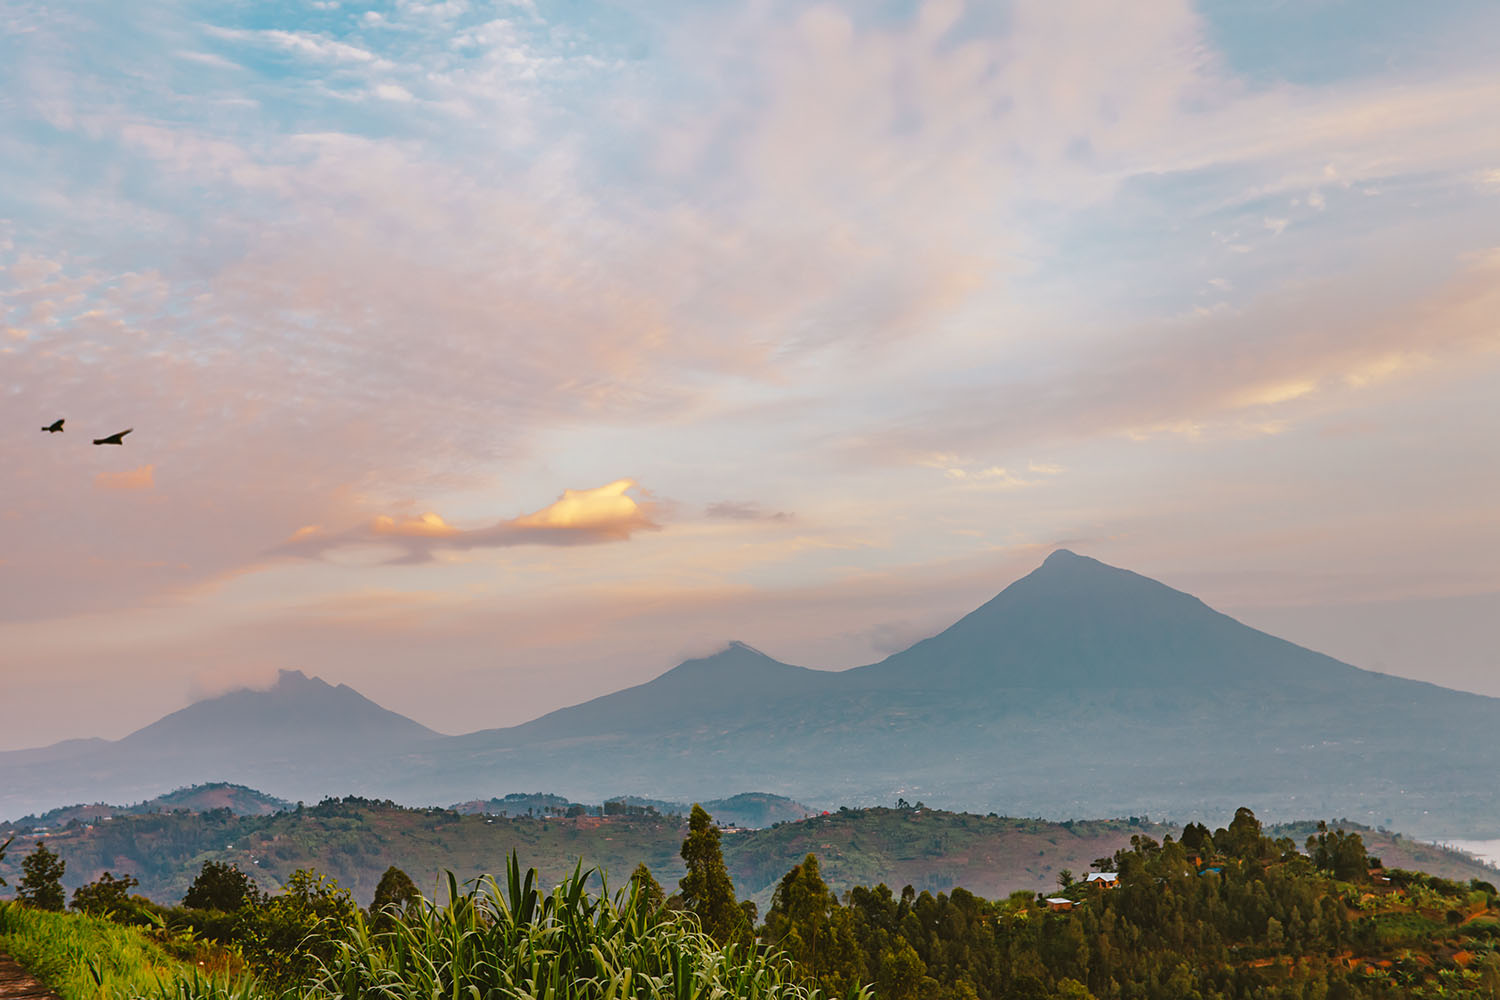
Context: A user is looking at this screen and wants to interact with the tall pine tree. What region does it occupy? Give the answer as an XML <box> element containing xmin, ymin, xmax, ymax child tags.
<box><xmin>17</xmin><ymin>841</ymin><xmax>66</xmax><ymax>911</ymax></box>
<box><xmin>678</xmin><ymin>804</ymin><xmax>749</xmax><ymax>945</ymax></box>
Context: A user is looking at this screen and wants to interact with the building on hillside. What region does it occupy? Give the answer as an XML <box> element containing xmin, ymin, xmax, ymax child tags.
<box><xmin>1086</xmin><ymin>872</ymin><xmax>1120</xmax><ymax>889</ymax></box>
<box><xmin>1044</xmin><ymin>897</ymin><xmax>1075</xmax><ymax>912</ymax></box>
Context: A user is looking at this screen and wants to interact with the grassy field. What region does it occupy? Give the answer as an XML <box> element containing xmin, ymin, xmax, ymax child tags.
<box><xmin>0</xmin><ymin>902</ymin><xmax>245</xmax><ymax>1000</ymax></box>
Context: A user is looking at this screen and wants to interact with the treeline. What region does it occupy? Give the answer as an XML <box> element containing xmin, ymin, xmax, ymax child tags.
<box><xmin>4</xmin><ymin>806</ymin><xmax>1499</xmax><ymax>999</ymax></box>
<box><xmin>748</xmin><ymin>807</ymin><xmax>1500</xmax><ymax>999</ymax></box>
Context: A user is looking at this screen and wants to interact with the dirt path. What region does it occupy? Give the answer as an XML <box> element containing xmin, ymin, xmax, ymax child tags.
<box><xmin>0</xmin><ymin>955</ymin><xmax>60</xmax><ymax>1000</ymax></box>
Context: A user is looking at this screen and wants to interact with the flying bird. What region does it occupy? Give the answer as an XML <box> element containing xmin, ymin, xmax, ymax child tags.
<box><xmin>41</xmin><ymin>418</ymin><xmax>64</xmax><ymax>433</ymax></box>
<box><xmin>92</xmin><ymin>428</ymin><xmax>133</xmax><ymax>446</ymax></box>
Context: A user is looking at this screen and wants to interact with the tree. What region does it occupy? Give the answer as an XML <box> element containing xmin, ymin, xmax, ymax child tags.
<box><xmin>17</xmin><ymin>841</ymin><xmax>65</xmax><ymax>911</ymax></box>
<box><xmin>876</xmin><ymin>940</ymin><xmax>928</xmax><ymax>1000</ymax></box>
<box><xmin>762</xmin><ymin>853</ymin><xmax>863</xmax><ymax>994</ymax></box>
<box><xmin>242</xmin><ymin>869</ymin><xmax>358</xmax><ymax>985</ymax></box>
<box><xmin>1305</xmin><ymin>823</ymin><xmax>1370</xmax><ymax>882</ymax></box>
<box><xmin>679</xmin><ymin>804</ymin><xmax>749</xmax><ymax>945</ymax></box>
<box><xmin>1057</xmin><ymin>869</ymin><xmax>1075</xmax><ymax>891</ymax></box>
<box><xmin>183</xmin><ymin>860</ymin><xmax>262</xmax><ymax>910</ymax></box>
<box><xmin>71</xmin><ymin>871</ymin><xmax>139</xmax><ymax>915</ymax></box>
<box><xmin>630</xmin><ymin>863</ymin><xmax>666</xmax><ymax>914</ymax></box>
<box><xmin>0</xmin><ymin>836</ymin><xmax>11</xmax><ymax>888</ymax></box>
<box><xmin>1218</xmin><ymin>806</ymin><xmax>1268</xmax><ymax>860</ymax></box>
<box><xmin>1179</xmin><ymin>822</ymin><xmax>1212</xmax><ymax>855</ymax></box>
<box><xmin>370</xmin><ymin>865</ymin><xmax>421</xmax><ymax>926</ymax></box>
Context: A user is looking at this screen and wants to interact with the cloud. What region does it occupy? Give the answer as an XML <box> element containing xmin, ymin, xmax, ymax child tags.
<box><xmin>275</xmin><ymin>479</ymin><xmax>659</xmax><ymax>563</ymax></box>
<box><xmin>94</xmin><ymin>465</ymin><xmax>155</xmax><ymax>491</ymax></box>
<box><xmin>705</xmin><ymin>501</ymin><xmax>794</xmax><ymax>522</ymax></box>
<box><xmin>844</xmin><ymin>248</ymin><xmax>1500</xmax><ymax>463</ymax></box>
<box><xmin>372</xmin><ymin>83</ymin><xmax>415</xmax><ymax>102</ymax></box>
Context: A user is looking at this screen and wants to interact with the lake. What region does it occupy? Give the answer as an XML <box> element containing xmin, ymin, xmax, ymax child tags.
<box><xmin>1436</xmin><ymin>839</ymin><xmax>1500</xmax><ymax>869</ymax></box>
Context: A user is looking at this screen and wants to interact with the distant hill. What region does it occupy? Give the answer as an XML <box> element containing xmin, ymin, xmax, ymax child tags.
<box><xmin>448</xmin><ymin>791</ymin><xmax>816</xmax><ymax>829</ymax></box>
<box><xmin>0</xmin><ymin>783</ymin><xmax>290</xmax><ymax>833</ymax></box>
<box><xmin>5</xmin><ymin>552</ymin><xmax>1500</xmax><ymax>838</ymax></box>
<box><xmin>1</xmin><ymin>798</ymin><xmax>1490</xmax><ymax>911</ymax></box>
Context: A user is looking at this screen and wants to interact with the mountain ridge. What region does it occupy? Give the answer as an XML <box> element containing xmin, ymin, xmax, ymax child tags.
<box><xmin>4</xmin><ymin>550</ymin><xmax>1498</xmax><ymax>837</ymax></box>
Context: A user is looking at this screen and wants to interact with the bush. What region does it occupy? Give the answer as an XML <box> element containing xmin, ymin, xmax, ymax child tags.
<box><xmin>71</xmin><ymin>872</ymin><xmax>140</xmax><ymax>915</ymax></box>
<box><xmin>184</xmin><ymin>861</ymin><xmax>262</xmax><ymax>911</ymax></box>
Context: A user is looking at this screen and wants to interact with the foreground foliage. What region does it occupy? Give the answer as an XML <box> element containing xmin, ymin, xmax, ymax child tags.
<box><xmin>0</xmin><ymin>902</ymin><xmax>243</xmax><ymax>1000</ymax></box>
<box><xmin>308</xmin><ymin>857</ymin><xmax>857</xmax><ymax>1000</ymax></box>
<box><xmin>3</xmin><ymin>854</ymin><xmax>853</xmax><ymax>1000</ymax></box>
<box><xmin>7</xmin><ymin>805</ymin><xmax>1498</xmax><ymax>1000</ymax></box>
<box><xmin>759</xmin><ymin>808</ymin><xmax>1500</xmax><ymax>999</ymax></box>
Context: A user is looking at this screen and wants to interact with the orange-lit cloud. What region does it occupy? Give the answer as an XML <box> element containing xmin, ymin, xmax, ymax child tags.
<box><xmin>94</xmin><ymin>465</ymin><xmax>155</xmax><ymax>491</ymax></box>
<box><xmin>274</xmin><ymin>479</ymin><xmax>659</xmax><ymax>563</ymax></box>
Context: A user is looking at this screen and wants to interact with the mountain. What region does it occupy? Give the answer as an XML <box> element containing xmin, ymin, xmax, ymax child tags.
<box><xmin>122</xmin><ymin>669</ymin><xmax>436</xmax><ymax>753</ymax></box>
<box><xmin>4</xmin><ymin>552</ymin><xmax>1498</xmax><ymax>837</ymax></box>
<box><xmin>0</xmin><ymin>670</ymin><xmax>438</xmax><ymax>818</ymax></box>
<box><xmin>402</xmin><ymin>551</ymin><xmax>1500</xmax><ymax>837</ymax></box>
<box><xmin>852</xmin><ymin>549</ymin><xmax>1368</xmax><ymax>693</ymax></box>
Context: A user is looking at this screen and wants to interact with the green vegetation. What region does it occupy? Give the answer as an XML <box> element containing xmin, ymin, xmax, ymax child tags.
<box><xmin>17</xmin><ymin>840</ymin><xmax>66</xmax><ymax>911</ymax></box>
<box><xmin>679</xmin><ymin>803</ymin><xmax>754</xmax><ymax>946</ymax></box>
<box><xmin>368</xmin><ymin>865</ymin><xmax>420</xmax><ymax>927</ymax></box>
<box><xmin>0</xmin><ymin>902</ymin><xmax>242</xmax><ymax>1000</ymax></box>
<box><xmin>303</xmin><ymin>856</ymin><xmax>852</xmax><ymax>1000</ymax></box>
<box><xmin>2</xmin><ymin>806</ymin><xmax>1497</xmax><ymax>1000</ymax></box>
<box><xmin>72</xmin><ymin>871</ymin><xmax>141</xmax><ymax>915</ymax></box>
<box><xmin>6</xmin><ymin>796</ymin><xmax>1492</xmax><ymax>915</ymax></box>
<box><xmin>755</xmin><ymin>808</ymin><xmax>1500</xmax><ymax>999</ymax></box>
<box><xmin>1</xmin><ymin>854</ymin><xmax>851</xmax><ymax>1000</ymax></box>
<box><xmin>183</xmin><ymin>862</ymin><xmax>262</xmax><ymax>912</ymax></box>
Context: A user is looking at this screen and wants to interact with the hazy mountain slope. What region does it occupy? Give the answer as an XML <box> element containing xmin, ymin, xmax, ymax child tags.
<box><xmin>396</xmin><ymin>551</ymin><xmax>1500</xmax><ymax>836</ymax></box>
<box><xmin>847</xmin><ymin>550</ymin><xmax>1371</xmax><ymax>693</ymax></box>
<box><xmin>4</xmin><ymin>551</ymin><xmax>1499</xmax><ymax>836</ymax></box>
<box><xmin>452</xmin><ymin>642</ymin><xmax>840</xmax><ymax>747</ymax></box>
<box><xmin>121</xmin><ymin>669</ymin><xmax>438</xmax><ymax>752</ymax></box>
<box><xmin>0</xmin><ymin>671</ymin><xmax>438</xmax><ymax>818</ymax></box>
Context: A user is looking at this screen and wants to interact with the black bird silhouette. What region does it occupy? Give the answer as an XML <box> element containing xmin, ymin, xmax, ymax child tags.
<box><xmin>41</xmin><ymin>418</ymin><xmax>64</xmax><ymax>433</ymax></box>
<box><xmin>93</xmin><ymin>428</ymin><xmax>132</xmax><ymax>446</ymax></box>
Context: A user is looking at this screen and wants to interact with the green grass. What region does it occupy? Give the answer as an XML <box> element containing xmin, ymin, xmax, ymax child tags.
<box><xmin>0</xmin><ymin>902</ymin><xmax>248</xmax><ymax>1000</ymax></box>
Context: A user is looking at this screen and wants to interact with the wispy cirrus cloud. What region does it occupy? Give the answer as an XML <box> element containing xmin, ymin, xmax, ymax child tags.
<box><xmin>705</xmin><ymin>501</ymin><xmax>794</xmax><ymax>522</ymax></box>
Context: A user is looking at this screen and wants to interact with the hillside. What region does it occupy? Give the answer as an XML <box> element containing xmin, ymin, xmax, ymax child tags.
<box><xmin>0</xmin><ymin>783</ymin><xmax>289</xmax><ymax>833</ymax></box>
<box><xmin>447</xmin><ymin>791</ymin><xmax>816</xmax><ymax>828</ymax></box>
<box><xmin>5</xmin><ymin>552</ymin><xmax>1500</xmax><ymax>838</ymax></box>
<box><xmin>1</xmin><ymin>798</ymin><xmax>1491</xmax><ymax>911</ymax></box>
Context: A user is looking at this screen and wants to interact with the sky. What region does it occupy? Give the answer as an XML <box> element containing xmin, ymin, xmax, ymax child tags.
<box><xmin>2</xmin><ymin>0</ymin><xmax>1498</xmax><ymax>751</ymax></box>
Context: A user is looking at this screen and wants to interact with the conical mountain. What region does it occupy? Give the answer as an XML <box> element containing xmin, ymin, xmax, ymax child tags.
<box><xmin>123</xmin><ymin>669</ymin><xmax>438</xmax><ymax>753</ymax></box>
<box><xmin>849</xmin><ymin>549</ymin><xmax>1367</xmax><ymax>694</ymax></box>
<box><xmin>0</xmin><ymin>670</ymin><xmax>438</xmax><ymax>819</ymax></box>
<box><xmin>456</xmin><ymin>641</ymin><xmax>838</xmax><ymax>745</ymax></box>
